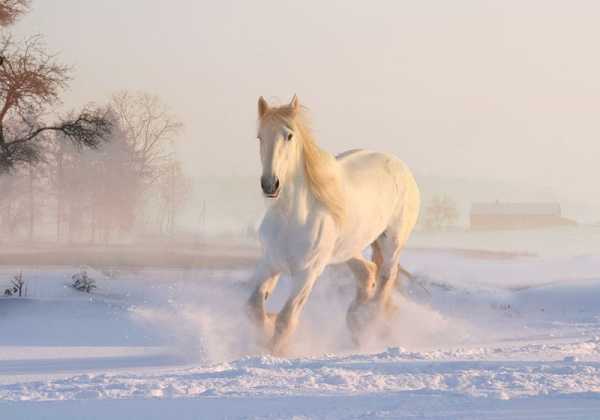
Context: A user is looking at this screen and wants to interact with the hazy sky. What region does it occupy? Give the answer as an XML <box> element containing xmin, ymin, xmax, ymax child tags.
<box><xmin>12</xmin><ymin>1</ymin><xmax>600</xmax><ymax>206</ymax></box>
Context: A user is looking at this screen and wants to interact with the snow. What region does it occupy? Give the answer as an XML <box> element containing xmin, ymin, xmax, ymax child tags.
<box><xmin>1</xmin><ymin>248</ymin><xmax>600</xmax><ymax>419</ymax></box>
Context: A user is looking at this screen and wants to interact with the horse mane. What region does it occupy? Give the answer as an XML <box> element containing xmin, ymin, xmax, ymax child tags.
<box><xmin>260</xmin><ymin>105</ymin><xmax>345</xmax><ymax>225</ymax></box>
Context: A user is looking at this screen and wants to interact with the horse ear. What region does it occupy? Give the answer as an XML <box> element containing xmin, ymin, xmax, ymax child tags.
<box><xmin>290</xmin><ymin>94</ymin><xmax>299</xmax><ymax>113</ymax></box>
<box><xmin>258</xmin><ymin>96</ymin><xmax>269</xmax><ymax>118</ymax></box>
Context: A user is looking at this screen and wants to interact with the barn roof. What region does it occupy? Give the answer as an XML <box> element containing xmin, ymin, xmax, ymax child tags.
<box><xmin>471</xmin><ymin>202</ymin><xmax>561</xmax><ymax>216</ymax></box>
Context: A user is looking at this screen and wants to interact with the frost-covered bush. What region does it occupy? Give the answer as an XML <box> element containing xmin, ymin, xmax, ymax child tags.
<box><xmin>71</xmin><ymin>270</ymin><xmax>97</xmax><ymax>293</ymax></box>
<box><xmin>4</xmin><ymin>271</ymin><xmax>26</xmax><ymax>297</ymax></box>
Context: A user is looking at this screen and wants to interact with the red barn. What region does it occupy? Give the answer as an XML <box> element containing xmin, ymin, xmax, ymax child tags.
<box><xmin>470</xmin><ymin>202</ymin><xmax>576</xmax><ymax>230</ymax></box>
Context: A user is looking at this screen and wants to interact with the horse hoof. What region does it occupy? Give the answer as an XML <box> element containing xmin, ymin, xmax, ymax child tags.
<box><xmin>384</xmin><ymin>299</ymin><xmax>400</xmax><ymax>319</ymax></box>
<box><xmin>268</xmin><ymin>339</ymin><xmax>290</xmax><ymax>357</ymax></box>
<box><xmin>247</xmin><ymin>312</ymin><xmax>278</xmax><ymax>350</ymax></box>
<box><xmin>346</xmin><ymin>301</ymin><xmax>377</xmax><ymax>344</ymax></box>
<box><xmin>264</xmin><ymin>312</ymin><xmax>277</xmax><ymax>337</ymax></box>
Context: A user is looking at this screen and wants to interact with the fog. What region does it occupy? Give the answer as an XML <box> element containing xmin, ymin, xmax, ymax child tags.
<box><xmin>5</xmin><ymin>1</ymin><xmax>600</xmax><ymax>245</ymax></box>
<box><xmin>2</xmin><ymin>4</ymin><xmax>600</xmax><ymax>411</ymax></box>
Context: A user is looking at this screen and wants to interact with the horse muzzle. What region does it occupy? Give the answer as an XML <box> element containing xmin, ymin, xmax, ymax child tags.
<box><xmin>261</xmin><ymin>175</ymin><xmax>280</xmax><ymax>198</ymax></box>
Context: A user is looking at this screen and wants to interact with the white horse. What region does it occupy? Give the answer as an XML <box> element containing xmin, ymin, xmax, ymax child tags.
<box><xmin>247</xmin><ymin>95</ymin><xmax>420</xmax><ymax>355</ymax></box>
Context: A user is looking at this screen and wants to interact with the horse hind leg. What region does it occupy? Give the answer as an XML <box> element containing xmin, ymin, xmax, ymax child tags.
<box><xmin>373</xmin><ymin>231</ymin><xmax>407</xmax><ymax>318</ymax></box>
<box><xmin>371</xmin><ymin>241</ymin><xmax>383</xmax><ymax>278</ymax></box>
<box><xmin>346</xmin><ymin>253</ymin><xmax>378</xmax><ymax>345</ymax></box>
<box><xmin>375</xmin><ymin>238</ymin><xmax>413</xmax><ymax>293</ymax></box>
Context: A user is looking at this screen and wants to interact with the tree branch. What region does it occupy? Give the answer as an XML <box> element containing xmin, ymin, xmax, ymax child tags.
<box><xmin>0</xmin><ymin>110</ymin><xmax>112</xmax><ymax>172</ymax></box>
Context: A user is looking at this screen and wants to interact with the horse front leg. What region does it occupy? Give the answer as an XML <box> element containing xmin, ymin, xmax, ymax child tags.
<box><xmin>246</xmin><ymin>262</ymin><xmax>281</xmax><ymax>347</ymax></box>
<box><xmin>269</xmin><ymin>267</ymin><xmax>321</xmax><ymax>356</ymax></box>
<box><xmin>346</xmin><ymin>255</ymin><xmax>379</xmax><ymax>346</ymax></box>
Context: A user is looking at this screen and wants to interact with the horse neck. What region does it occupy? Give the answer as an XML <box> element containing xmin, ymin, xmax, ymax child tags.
<box><xmin>273</xmin><ymin>159</ymin><xmax>306</xmax><ymax>211</ymax></box>
<box><xmin>277</xmin><ymin>139</ymin><xmax>345</xmax><ymax>229</ymax></box>
<box><xmin>272</xmin><ymin>141</ymin><xmax>319</xmax><ymax>223</ymax></box>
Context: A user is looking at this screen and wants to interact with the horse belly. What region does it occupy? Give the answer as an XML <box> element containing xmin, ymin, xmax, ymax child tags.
<box><xmin>332</xmin><ymin>211</ymin><xmax>390</xmax><ymax>263</ymax></box>
<box><xmin>330</xmin><ymin>196</ymin><xmax>393</xmax><ymax>263</ymax></box>
<box><xmin>331</xmin><ymin>152</ymin><xmax>404</xmax><ymax>261</ymax></box>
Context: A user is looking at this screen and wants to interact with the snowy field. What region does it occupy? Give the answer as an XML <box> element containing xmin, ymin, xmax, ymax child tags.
<box><xmin>1</xmin><ymin>245</ymin><xmax>600</xmax><ymax>419</ymax></box>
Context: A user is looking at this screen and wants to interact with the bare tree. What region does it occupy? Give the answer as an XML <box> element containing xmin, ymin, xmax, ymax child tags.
<box><xmin>157</xmin><ymin>160</ymin><xmax>191</xmax><ymax>236</ymax></box>
<box><xmin>423</xmin><ymin>194</ymin><xmax>459</xmax><ymax>231</ymax></box>
<box><xmin>25</xmin><ymin>161</ymin><xmax>36</xmax><ymax>240</ymax></box>
<box><xmin>110</xmin><ymin>91</ymin><xmax>181</xmax><ymax>184</ymax></box>
<box><xmin>44</xmin><ymin>137</ymin><xmax>66</xmax><ymax>241</ymax></box>
<box><xmin>0</xmin><ymin>0</ymin><xmax>29</xmax><ymax>28</ymax></box>
<box><xmin>44</xmin><ymin>109</ymin><xmax>141</xmax><ymax>243</ymax></box>
<box><xmin>0</xmin><ymin>166</ymin><xmax>26</xmax><ymax>238</ymax></box>
<box><xmin>0</xmin><ymin>35</ymin><xmax>111</xmax><ymax>172</ymax></box>
<box><xmin>86</xmin><ymin>111</ymin><xmax>140</xmax><ymax>242</ymax></box>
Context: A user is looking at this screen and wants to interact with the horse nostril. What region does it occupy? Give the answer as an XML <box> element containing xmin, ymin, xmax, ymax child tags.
<box><xmin>273</xmin><ymin>178</ymin><xmax>280</xmax><ymax>191</ymax></box>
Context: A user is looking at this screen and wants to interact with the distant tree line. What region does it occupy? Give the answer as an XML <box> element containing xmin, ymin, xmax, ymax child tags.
<box><xmin>422</xmin><ymin>194</ymin><xmax>460</xmax><ymax>231</ymax></box>
<box><xmin>0</xmin><ymin>91</ymin><xmax>190</xmax><ymax>243</ymax></box>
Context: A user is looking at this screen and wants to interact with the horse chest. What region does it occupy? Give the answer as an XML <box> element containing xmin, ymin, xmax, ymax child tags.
<box><xmin>259</xmin><ymin>210</ymin><xmax>335</xmax><ymax>271</ymax></box>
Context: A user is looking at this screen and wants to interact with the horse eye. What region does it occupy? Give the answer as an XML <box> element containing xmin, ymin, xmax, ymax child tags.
<box><xmin>287</xmin><ymin>133</ymin><xmax>293</xmax><ymax>141</ymax></box>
